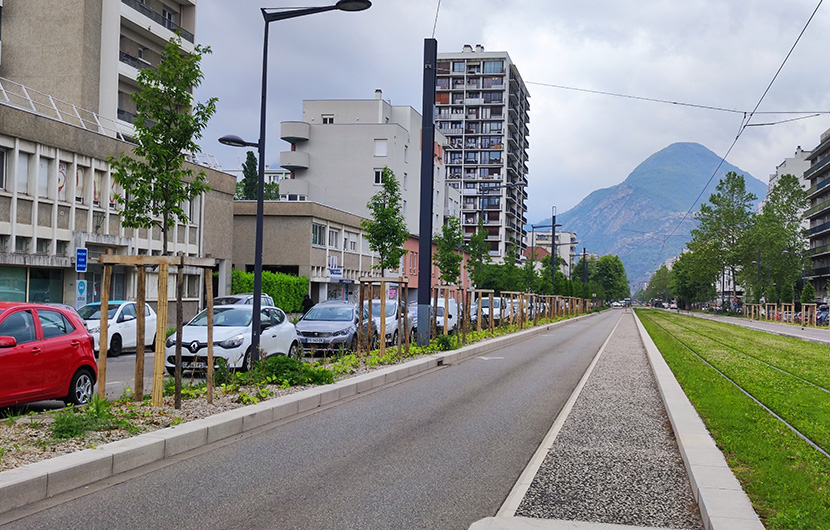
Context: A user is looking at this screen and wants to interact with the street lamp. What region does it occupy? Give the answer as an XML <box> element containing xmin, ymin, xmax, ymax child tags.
<box><xmin>550</xmin><ymin>206</ymin><xmax>561</xmax><ymax>288</ymax></box>
<box><xmin>219</xmin><ymin>1</ymin><xmax>371</xmax><ymax>362</ymax></box>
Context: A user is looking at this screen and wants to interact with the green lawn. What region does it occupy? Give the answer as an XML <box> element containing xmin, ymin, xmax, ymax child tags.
<box><xmin>637</xmin><ymin>309</ymin><xmax>830</xmax><ymax>530</ymax></box>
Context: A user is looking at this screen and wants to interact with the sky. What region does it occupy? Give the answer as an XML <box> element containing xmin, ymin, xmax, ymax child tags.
<box><xmin>193</xmin><ymin>0</ymin><xmax>830</xmax><ymax>225</ymax></box>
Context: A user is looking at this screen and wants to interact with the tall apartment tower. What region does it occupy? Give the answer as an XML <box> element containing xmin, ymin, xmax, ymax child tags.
<box><xmin>435</xmin><ymin>44</ymin><xmax>530</xmax><ymax>261</ymax></box>
<box><xmin>805</xmin><ymin>130</ymin><xmax>830</xmax><ymax>302</ymax></box>
<box><xmin>0</xmin><ymin>0</ymin><xmax>197</xmax><ymax>131</ymax></box>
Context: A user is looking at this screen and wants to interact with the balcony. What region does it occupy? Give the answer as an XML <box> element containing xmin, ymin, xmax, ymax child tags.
<box><xmin>806</xmin><ymin>175</ymin><xmax>830</xmax><ymax>199</ymax></box>
<box><xmin>119</xmin><ymin>51</ymin><xmax>154</xmax><ymax>71</ymax></box>
<box><xmin>809</xmin><ymin>243</ymin><xmax>830</xmax><ymax>258</ymax></box>
<box><xmin>805</xmin><ymin>199</ymin><xmax>830</xmax><ymax>218</ymax></box>
<box><xmin>280</xmin><ymin>151</ymin><xmax>309</xmax><ymax>171</ymax></box>
<box><xmin>809</xmin><ymin>220</ymin><xmax>830</xmax><ymax>237</ymax></box>
<box><xmin>280</xmin><ymin>121</ymin><xmax>310</xmax><ymax>143</ymax></box>
<box><xmin>121</xmin><ymin>0</ymin><xmax>194</xmax><ymax>42</ymax></box>
<box><xmin>805</xmin><ymin>153</ymin><xmax>830</xmax><ymax>180</ymax></box>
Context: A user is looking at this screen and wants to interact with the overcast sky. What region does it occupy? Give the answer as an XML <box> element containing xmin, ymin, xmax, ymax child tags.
<box><xmin>194</xmin><ymin>0</ymin><xmax>830</xmax><ymax>225</ymax></box>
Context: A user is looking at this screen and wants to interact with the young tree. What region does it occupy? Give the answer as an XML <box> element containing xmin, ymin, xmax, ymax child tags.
<box><xmin>362</xmin><ymin>167</ymin><xmax>409</xmax><ymax>275</ymax></box>
<box><xmin>801</xmin><ymin>281</ymin><xmax>816</xmax><ymax>304</ymax></box>
<box><xmin>669</xmin><ymin>251</ymin><xmax>715</xmax><ymax>307</ymax></box>
<box><xmin>236</xmin><ymin>151</ymin><xmax>258</xmax><ymax>200</ymax></box>
<box><xmin>687</xmin><ymin>171</ymin><xmax>756</xmax><ymax>306</ymax></box>
<box><xmin>596</xmin><ymin>255</ymin><xmax>629</xmax><ymax>301</ymax></box>
<box><xmin>433</xmin><ymin>216</ymin><xmax>463</xmax><ymax>285</ymax></box>
<box><xmin>646</xmin><ymin>264</ymin><xmax>671</xmax><ymax>302</ymax></box>
<box><xmin>110</xmin><ymin>36</ymin><xmax>217</xmax><ymax>253</ymax></box>
<box><xmin>464</xmin><ymin>218</ymin><xmax>491</xmax><ymax>287</ymax></box>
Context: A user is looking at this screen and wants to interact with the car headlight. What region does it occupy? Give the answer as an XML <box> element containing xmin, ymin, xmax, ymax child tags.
<box><xmin>218</xmin><ymin>334</ymin><xmax>245</xmax><ymax>349</ymax></box>
<box><xmin>165</xmin><ymin>336</ymin><xmax>176</xmax><ymax>348</ymax></box>
<box><xmin>332</xmin><ymin>327</ymin><xmax>352</xmax><ymax>337</ymax></box>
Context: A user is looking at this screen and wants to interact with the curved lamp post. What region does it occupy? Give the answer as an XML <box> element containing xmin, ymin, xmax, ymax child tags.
<box><xmin>219</xmin><ymin>0</ymin><xmax>371</xmax><ymax>362</ymax></box>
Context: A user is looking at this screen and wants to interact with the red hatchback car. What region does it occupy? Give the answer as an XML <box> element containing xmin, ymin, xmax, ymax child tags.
<box><xmin>0</xmin><ymin>302</ymin><xmax>98</xmax><ymax>408</ymax></box>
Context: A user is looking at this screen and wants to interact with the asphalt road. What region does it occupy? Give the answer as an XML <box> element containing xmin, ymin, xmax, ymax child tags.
<box><xmin>4</xmin><ymin>311</ymin><xmax>621</xmax><ymax>530</ymax></box>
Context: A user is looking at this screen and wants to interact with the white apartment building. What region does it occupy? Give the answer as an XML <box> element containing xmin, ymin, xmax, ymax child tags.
<box><xmin>526</xmin><ymin>230</ymin><xmax>578</xmax><ymax>278</ymax></box>
<box><xmin>435</xmin><ymin>44</ymin><xmax>531</xmax><ymax>262</ymax></box>
<box><xmin>760</xmin><ymin>146</ymin><xmax>811</xmax><ymax>228</ymax></box>
<box><xmin>279</xmin><ymin>90</ymin><xmax>451</xmax><ymax>236</ymax></box>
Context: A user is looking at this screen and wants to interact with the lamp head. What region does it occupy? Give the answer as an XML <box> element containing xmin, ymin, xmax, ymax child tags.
<box><xmin>219</xmin><ymin>134</ymin><xmax>257</xmax><ymax>148</ymax></box>
<box><xmin>336</xmin><ymin>0</ymin><xmax>371</xmax><ymax>11</ymax></box>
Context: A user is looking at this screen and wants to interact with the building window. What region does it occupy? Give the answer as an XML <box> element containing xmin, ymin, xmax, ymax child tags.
<box><xmin>36</xmin><ymin>238</ymin><xmax>51</xmax><ymax>254</ymax></box>
<box><xmin>57</xmin><ymin>162</ymin><xmax>68</xmax><ymax>201</ymax></box>
<box><xmin>483</xmin><ymin>60</ymin><xmax>503</xmax><ymax>73</ymax></box>
<box><xmin>311</xmin><ymin>223</ymin><xmax>325</xmax><ymax>246</ymax></box>
<box><xmin>0</xmin><ymin>150</ymin><xmax>6</xmax><ymax>190</ymax></box>
<box><xmin>322</xmin><ymin>114</ymin><xmax>334</xmax><ymax>124</ymax></box>
<box><xmin>75</xmin><ymin>167</ymin><xmax>85</xmax><ymax>204</ymax></box>
<box><xmin>15</xmin><ymin>236</ymin><xmax>30</xmax><ymax>253</ymax></box>
<box><xmin>93</xmin><ymin>170</ymin><xmax>103</xmax><ymax>206</ymax></box>
<box><xmin>403</xmin><ymin>199</ymin><xmax>407</xmax><ymax>216</ymax></box>
<box><xmin>17</xmin><ymin>152</ymin><xmax>30</xmax><ymax>195</ymax></box>
<box><xmin>328</xmin><ymin>229</ymin><xmax>340</xmax><ymax>249</ymax></box>
<box><xmin>404</xmin><ymin>145</ymin><xmax>408</xmax><ymax>163</ymax></box>
<box><xmin>374</xmin><ymin>139</ymin><xmax>388</xmax><ymax>157</ymax></box>
<box><xmin>374</xmin><ymin>169</ymin><xmax>383</xmax><ymax>185</ymax></box>
<box><xmin>453</xmin><ymin>61</ymin><xmax>465</xmax><ymax>72</ymax></box>
<box><xmin>403</xmin><ymin>173</ymin><xmax>408</xmax><ymax>190</ymax></box>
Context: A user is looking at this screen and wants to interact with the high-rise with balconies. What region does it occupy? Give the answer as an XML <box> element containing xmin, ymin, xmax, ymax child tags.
<box><xmin>435</xmin><ymin>44</ymin><xmax>530</xmax><ymax>261</ymax></box>
<box><xmin>805</xmin><ymin>129</ymin><xmax>830</xmax><ymax>302</ymax></box>
<box><xmin>0</xmin><ymin>0</ymin><xmax>196</xmax><ymax>133</ymax></box>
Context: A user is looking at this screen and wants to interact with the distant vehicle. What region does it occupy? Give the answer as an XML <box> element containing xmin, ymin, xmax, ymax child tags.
<box><xmin>437</xmin><ymin>298</ymin><xmax>461</xmax><ymax>332</ymax></box>
<box><xmin>78</xmin><ymin>301</ymin><xmax>157</xmax><ymax>357</ymax></box>
<box><xmin>213</xmin><ymin>293</ymin><xmax>275</xmax><ymax>308</ymax></box>
<box><xmin>611</xmin><ymin>301</ymin><xmax>623</xmax><ymax>308</ymax></box>
<box><xmin>472</xmin><ymin>296</ymin><xmax>503</xmax><ymax>324</ymax></box>
<box><xmin>0</xmin><ymin>302</ymin><xmax>98</xmax><ymax>407</ymax></box>
<box><xmin>164</xmin><ymin>305</ymin><xmax>299</xmax><ymax>374</ymax></box>
<box><xmin>295</xmin><ymin>300</ymin><xmax>376</xmax><ymax>353</ymax></box>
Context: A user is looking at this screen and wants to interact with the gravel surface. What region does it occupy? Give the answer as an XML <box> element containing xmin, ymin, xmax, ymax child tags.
<box><xmin>515</xmin><ymin>312</ymin><xmax>704</xmax><ymax>529</ymax></box>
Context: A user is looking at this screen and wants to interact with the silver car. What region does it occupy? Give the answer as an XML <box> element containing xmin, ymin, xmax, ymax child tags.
<box><xmin>295</xmin><ymin>300</ymin><xmax>376</xmax><ymax>353</ymax></box>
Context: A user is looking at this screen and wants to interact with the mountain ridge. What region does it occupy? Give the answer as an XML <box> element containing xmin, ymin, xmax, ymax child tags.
<box><xmin>535</xmin><ymin>142</ymin><xmax>768</xmax><ymax>289</ymax></box>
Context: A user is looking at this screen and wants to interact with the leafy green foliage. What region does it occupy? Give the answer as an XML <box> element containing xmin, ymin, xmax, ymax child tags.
<box><xmin>669</xmin><ymin>251</ymin><xmax>715</xmax><ymax>306</ymax></box>
<box><xmin>237</xmin><ymin>151</ymin><xmax>258</xmax><ymax>200</ymax></box>
<box><xmin>231</xmin><ymin>269</ymin><xmax>309</xmax><ymax>312</ymax></box>
<box><xmin>645</xmin><ymin>264</ymin><xmax>671</xmax><ymax>302</ymax></box>
<box><xmin>109</xmin><ymin>36</ymin><xmax>217</xmax><ymax>253</ymax></box>
<box><xmin>361</xmin><ymin>167</ymin><xmax>409</xmax><ymax>274</ymax></box>
<box><xmin>465</xmin><ymin>218</ymin><xmax>491</xmax><ymax>287</ymax></box>
<box><xmin>433</xmin><ymin>216</ymin><xmax>464</xmax><ymax>286</ymax></box>
<box><xmin>801</xmin><ymin>281</ymin><xmax>815</xmax><ymax>304</ymax></box>
<box><xmin>596</xmin><ymin>255</ymin><xmax>629</xmax><ymax>301</ymax></box>
<box><xmin>52</xmin><ymin>396</ymin><xmax>129</xmax><ymax>439</ymax></box>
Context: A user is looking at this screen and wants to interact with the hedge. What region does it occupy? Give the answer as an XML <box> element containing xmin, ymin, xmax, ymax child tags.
<box><xmin>231</xmin><ymin>269</ymin><xmax>309</xmax><ymax>313</ymax></box>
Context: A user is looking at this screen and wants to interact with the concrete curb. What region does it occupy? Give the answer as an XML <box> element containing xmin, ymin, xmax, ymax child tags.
<box><xmin>0</xmin><ymin>312</ymin><xmax>595</xmax><ymax>516</ymax></box>
<box><xmin>633</xmin><ymin>312</ymin><xmax>764</xmax><ymax>530</ymax></box>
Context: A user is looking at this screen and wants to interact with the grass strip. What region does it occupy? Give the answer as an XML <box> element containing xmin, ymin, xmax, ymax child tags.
<box><xmin>638</xmin><ymin>310</ymin><xmax>830</xmax><ymax>529</ymax></box>
<box><xmin>648</xmin><ymin>311</ymin><xmax>830</xmax><ymax>388</ymax></box>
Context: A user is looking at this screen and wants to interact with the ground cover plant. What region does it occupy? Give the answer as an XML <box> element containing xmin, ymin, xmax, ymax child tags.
<box><xmin>637</xmin><ymin>309</ymin><xmax>830</xmax><ymax>529</ymax></box>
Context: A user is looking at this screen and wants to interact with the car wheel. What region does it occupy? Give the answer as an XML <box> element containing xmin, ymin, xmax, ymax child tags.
<box><xmin>289</xmin><ymin>341</ymin><xmax>302</xmax><ymax>360</ymax></box>
<box><xmin>150</xmin><ymin>333</ymin><xmax>157</xmax><ymax>352</ymax></box>
<box><xmin>65</xmin><ymin>368</ymin><xmax>94</xmax><ymax>406</ymax></box>
<box><xmin>391</xmin><ymin>330</ymin><xmax>398</xmax><ymax>345</ymax></box>
<box><xmin>349</xmin><ymin>336</ymin><xmax>358</xmax><ymax>352</ymax></box>
<box><xmin>240</xmin><ymin>348</ymin><xmax>253</xmax><ymax>372</ymax></box>
<box><xmin>109</xmin><ymin>334</ymin><xmax>122</xmax><ymax>358</ymax></box>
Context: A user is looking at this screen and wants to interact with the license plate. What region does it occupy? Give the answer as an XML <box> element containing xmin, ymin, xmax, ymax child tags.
<box><xmin>306</xmin><ymin>338</ymin><xmax>326</xmax><ymax>344</ymax></box>
<box><xmin>183</xmin><ymin>361</ymin><xmax>207</xmax><ymax>369</ymax></box>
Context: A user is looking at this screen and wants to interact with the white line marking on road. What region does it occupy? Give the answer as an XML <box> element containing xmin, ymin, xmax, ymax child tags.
<box><xmin>478</xmin><ymin>356</ymin><xmax>504</xmax><ymax>360</ymax></box>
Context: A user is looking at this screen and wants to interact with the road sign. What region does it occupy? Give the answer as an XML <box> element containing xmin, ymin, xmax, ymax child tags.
<box><xmin>75</xmin><ymin>248</ymin><xmax>88</xmax><ymax>273</ymax></box>
<box><xmin>76</xmin><ymin>280</ymin><xmax>88</xmax><ymax>308</ymax></box>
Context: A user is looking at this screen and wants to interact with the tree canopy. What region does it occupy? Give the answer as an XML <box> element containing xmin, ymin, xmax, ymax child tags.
<box><xmin>110</xmin><ymin>36</ymin><xmax>217</xmax><ymax>254</ymax></box>
<box><xmin>433</xmin><ymin>216</ymin><xmax>464</xmax><ymax>285</ymax></box>
<box><xmin>361</xmin><ymin>167</ymin><xmax>409</xmax><ymax>275</ymax></box>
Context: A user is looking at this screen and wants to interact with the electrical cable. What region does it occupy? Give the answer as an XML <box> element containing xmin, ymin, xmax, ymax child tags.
<box><xmin>432</xmin><ymin>0</ymin><xmax>441</xmax><ymax>39</ymax></box>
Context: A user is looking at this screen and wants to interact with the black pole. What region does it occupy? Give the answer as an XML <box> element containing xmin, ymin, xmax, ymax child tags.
<box><xmin>551</xmin><ymin>207</ymin><xmax>557</xmax><ymax>289</ymax></box>
<box><xmin>582</xmin><ymin>247</ymin><xmax>587</xmax><ymax>299</ymax></box>
<box><xmin>417</xmin><ymin>38</ymin><xmax>437</xmax><ymax>346</ymax></box>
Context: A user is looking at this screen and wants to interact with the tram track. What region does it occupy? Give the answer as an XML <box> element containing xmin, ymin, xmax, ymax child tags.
<box><xmin>638</xmin><ymin>311</ymin><xmax>830</xmax><ymax>460</ymax></box>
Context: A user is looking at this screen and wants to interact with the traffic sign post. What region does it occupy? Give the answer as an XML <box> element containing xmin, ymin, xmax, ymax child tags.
<box><xmin>75</xmin><ymin>248</ymin><xmax>88</xmax><ymax>273</ymax></box>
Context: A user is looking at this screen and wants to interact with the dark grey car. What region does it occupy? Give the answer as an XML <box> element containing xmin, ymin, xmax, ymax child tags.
<box><xmin>295</xmin><ymin>300</ymin><xmax>376</xmax><ymax>353</ymax></box>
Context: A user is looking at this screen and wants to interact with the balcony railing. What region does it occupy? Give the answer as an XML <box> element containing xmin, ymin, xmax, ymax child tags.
<box><xmin>805</xmin><ymin>199</ymin><xmax>830</xmax><ymax>218</ymax></box>
<box><xmin>809</xmin><ymin>220</ymin><xmax>830</xmax><ymax>236</ymax></box>
<box><xmin>119</xmin><ymin>51</ymin><xmax>154</xmax><ymax>71</ymax></box>
<box><xmin>121</xmin><ymin>0</ymin><xmax>194</xmax><ymax>43</ymax></box>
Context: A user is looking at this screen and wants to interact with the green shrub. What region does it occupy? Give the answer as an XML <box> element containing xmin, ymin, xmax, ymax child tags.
<box><xmin>231</xmin><ymin>269</ymin><xmax>309</xmax><ymax>313</ymax></box>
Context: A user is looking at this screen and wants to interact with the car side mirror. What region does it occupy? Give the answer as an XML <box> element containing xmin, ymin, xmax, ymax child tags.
<box><xmin>119</xmin><ymin>314</ymin><xmax>136</xmax><ymax>323</ymax></box>
<box><xmin>261</xmin><ymin>322</ymin><xmax>271</xmax><ymax>331</ymax></box>
<box><xmin>0</xmin><ymin>336</ymin><xmax>17</xmax><ymax>348</ymax></box>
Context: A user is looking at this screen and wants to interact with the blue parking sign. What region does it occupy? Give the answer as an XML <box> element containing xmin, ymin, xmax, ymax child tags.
<box><xmin>76</xmin><ymin>248</ymin><xmax>88</xmax><ymax>273</ymax></box>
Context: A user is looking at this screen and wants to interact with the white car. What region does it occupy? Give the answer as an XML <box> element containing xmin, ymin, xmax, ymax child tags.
<box><xmin>164</xmin><ymin>305</ymin><xmax>301</xmax><ymax>374</ymax></box>
<box><xmin>364</xmin><ymin>299</ymin><xmax>415</xmax><ymax>345</ymax></box>
<box><xmin>78</xmin><ymin>300</ymin><xmax>158</xmax><ymax>357</ymax></box>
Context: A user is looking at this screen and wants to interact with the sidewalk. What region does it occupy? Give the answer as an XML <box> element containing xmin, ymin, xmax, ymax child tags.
<box><xmin>686</xmin><ymin>310</ymin><xmax>830</xmax><ymax>346</ymax></box>
<box><xmin>471</xmin><ymin>311</ymin><xmax>763</xmax><ymax>530</ymax></box>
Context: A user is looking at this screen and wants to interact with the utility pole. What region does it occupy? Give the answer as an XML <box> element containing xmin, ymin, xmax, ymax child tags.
<box><xmin>582</xmin><ymin>247</ymin><xmax>587</xmax><ymax>299</ymax></box>
<box><xmin>417</xmin><ymin>38</ymin><xmax>437</xmax><ymax>346</ymax></box>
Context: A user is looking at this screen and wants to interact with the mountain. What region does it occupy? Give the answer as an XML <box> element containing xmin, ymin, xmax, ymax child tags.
<box><xmin>536</xmin><ymin>142</ymin><xmax>769</xmax><ymax>290</ymax></box>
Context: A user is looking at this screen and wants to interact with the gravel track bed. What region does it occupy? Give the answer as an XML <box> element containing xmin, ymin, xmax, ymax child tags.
<box><xmin>515</xmin><ymin>313</ymin><xmax>704</xmax><ymax>529</ymax></box>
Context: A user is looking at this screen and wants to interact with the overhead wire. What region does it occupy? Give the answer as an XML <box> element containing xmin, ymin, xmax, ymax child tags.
<box><xmin>432</xmin><ymin>0</ymin><xmax>441</xmax><ymax>39</ymax></box>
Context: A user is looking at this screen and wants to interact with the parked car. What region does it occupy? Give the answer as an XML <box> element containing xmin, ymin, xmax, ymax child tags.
<box><xmin>164</xmin><ymin>305</ymin><xmax>300</xmax><ymax>375</ymax></box>
<box><xmin>0</xmin><ymin>302</ymin><xmax>98</xmax><ymax>407</ymax></box>
<box><xmin>78</xmin><ymin>301</ymin><xmax>158</xmax><ymax>357</ymax></box>
<box><xmin>436</xmin><ymin>298</ymin><xmax>462</xmax><ymax>332</ymax></box>
<box><xmin>364</xmin><ymin>299</ymin><xmax>415</xmax><ymax>345</ymax></box>
<box><xmin>212</xmin><ymin>292</ymin><xmax>276</xmax><ymax>308</ymax></box>
<box><xmin>295</xmin><ymin>300</ymin><xmax>376</xmax><ymax>353</ymax></box>
<box><xmin>472</xmin><ymin>296</ymin><xmax>503</xmax><ymax>325</ymax></box>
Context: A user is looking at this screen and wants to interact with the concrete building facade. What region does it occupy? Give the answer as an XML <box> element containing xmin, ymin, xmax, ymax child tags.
<box><xmin>435</xmin><ymin>44</ymin><xmax>530</xmax><ymax>262</ymax></box>
<box><xmin>278</xmin><ymin>90</ymin><xmax>450</xmax><ymax>236</ymax></box>
<box><xmin>805</xmin><ymin>129</ymin><xmax>830</xmax><ymax>302</ymax></box>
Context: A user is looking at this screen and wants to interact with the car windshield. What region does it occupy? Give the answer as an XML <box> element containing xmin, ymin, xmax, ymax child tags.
<box><xmin>480</xmin><ymin>298</ymin><xmax>500</xmax><ymax>308</ymax></box>
<box><xmin>364</xmin><ymin>302</ymin><xmax>396</xmax><ymax>318</ymax></box>
<box><xmin>189</xmin><ymin>307</ymin><xmax>252</xmax><ymax>327</ymax></box>
<box><xmin>436</xmin><ymin>307</ymin><xmax>445</xmax><ymax>317</ymax></box>
<box><xmin>304</xmin><ymin>306</ymin><xmax>354</xmax><ymax>322</ymax></box>
<box><xmin>78</xmin><ymin>304</ymin><xmax>119</xmax><ymax>320</ymax></box>
<box><xmin>213</xmin><ymin>297</ymin><xmax>242</xmax><ymax>305</ymax></box>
